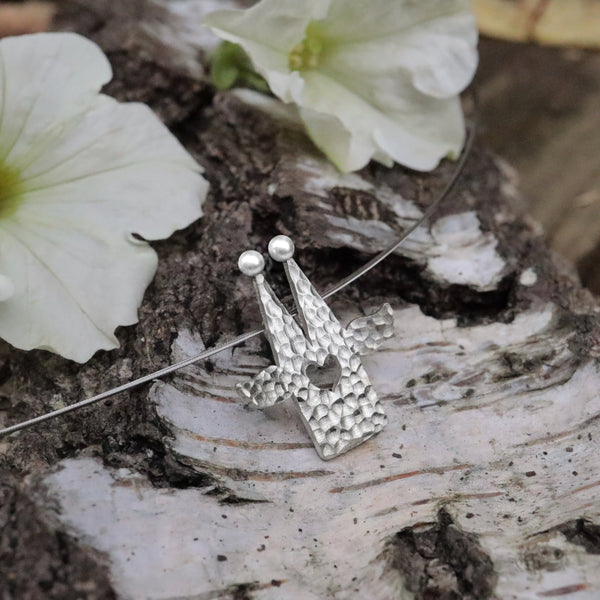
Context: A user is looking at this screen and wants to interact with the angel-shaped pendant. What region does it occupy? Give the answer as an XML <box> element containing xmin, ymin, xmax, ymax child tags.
<box><xmin>237</xmin><ymin>235</ymin><xmax>394</xmax><ymax>460</ymax></box>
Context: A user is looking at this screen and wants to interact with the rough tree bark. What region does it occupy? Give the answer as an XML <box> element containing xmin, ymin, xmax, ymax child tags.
<box><xmin>1</xmin><ymin>1</ymin><xmax>600</xmax><ymax>599</ymax></box>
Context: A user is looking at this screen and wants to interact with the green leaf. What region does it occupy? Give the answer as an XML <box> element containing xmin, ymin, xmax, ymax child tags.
<box><xmin>210</xmin><ymin>41</ymin><xmax>269</xmax><ymax>92</ymax></box>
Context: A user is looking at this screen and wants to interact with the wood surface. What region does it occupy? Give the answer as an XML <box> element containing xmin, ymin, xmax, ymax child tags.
<box><xmin>1</xmin><ymin>1</ymin><xmax>600</xmax><ymax>599</ymax></box>
<box><xmin>476</xmin><ymin>39</ymin><xmax>600</xmax><ymax>295</ymax></box>
<box><xmin>0</xmin><ymin>1</ymin><xmax>55</xmax><ymax>37</ymax></box>
<box><xmin>472</xmin><ymin>0</ymin><xmax>600</xmax><ymax>48</ymax></box>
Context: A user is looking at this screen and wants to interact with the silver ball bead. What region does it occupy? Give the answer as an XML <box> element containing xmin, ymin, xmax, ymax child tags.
<box><xmin>238</xmin><ymin>250</ymin><xmax>265</xmax><ymax>276</ymax></box>
<box><xmin>268</xmin><ymin>235</ymin><xmax>295</xmax><ymax>262</ymax></box>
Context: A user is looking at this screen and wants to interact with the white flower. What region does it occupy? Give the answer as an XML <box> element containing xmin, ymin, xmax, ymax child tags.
<box><xmin>0</xmin><ymin>33</ymin><xmax>208</xmax><ymax>362</ymax></box>
<box><xmin>205</xmin><ymin>0</ymin><xmax>478</xmax><ymax>173</ymax></box>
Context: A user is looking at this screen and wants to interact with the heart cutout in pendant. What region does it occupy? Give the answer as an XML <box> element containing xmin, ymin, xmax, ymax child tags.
<box><xmin>305</xmin><ymin>354</ymin><xmax>342</xmax><ymax>391</ymax></box>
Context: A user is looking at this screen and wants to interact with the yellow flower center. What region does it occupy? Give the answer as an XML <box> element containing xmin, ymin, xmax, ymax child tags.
<box><xmin>0</xmin><ymin>161</ymin><xmax>24</xmax><ymax>219</ymax></box>
<box><xmin>289</xmin><ymin>25</ymin><xmax>325</xmax><ymax>71</ymax></box>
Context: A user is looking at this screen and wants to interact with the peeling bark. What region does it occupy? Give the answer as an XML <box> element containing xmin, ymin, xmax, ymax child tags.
<box><xmin>0</xmin><ymin>471</ymin><xmax>115</xmax><ymax>600</ymax></box>
<box><xmin>385</xmin><ymin>509</ymin><xmax>497</xmax><ymax>599</ymax></box>
<box><xmin>1</xmin><ymin>1</ymin><xmax>600</xmax><ymax>599</ymax></box>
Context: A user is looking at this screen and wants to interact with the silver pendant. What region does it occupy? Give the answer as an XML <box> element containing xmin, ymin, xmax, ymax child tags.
<box><xmin>237</xmin><ymin>235</ymin><xmax>394</xmax><ymax>460</ymax></box>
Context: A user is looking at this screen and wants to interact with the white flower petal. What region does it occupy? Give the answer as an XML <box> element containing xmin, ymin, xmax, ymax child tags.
<box><xmin>0</xmin><ymin>217</ymin><xmax>157</xmax><ymax>361</ymax></box>
<box><xmin>321</xmin><ymin>0</ymin><xmax>478</xmax><ymax>98</ymax></box>
<box><xmin>18</xmin><ymin>99</ymin><xmax>207</xmax><ymax>240</ymax></box>
<box><xmin>205</xmin><ymin>0</ymin><xmax>328</xmax><ymax>102</ymax></box>
<box><xmin>0</xmin><ymin>274</ymin><xmax>14</xmax><ymax>302</ymax></box>
<box><xmin>300</xmin><ymin>70</ymin><xmax>465</xmax><ymax>172</ymax></box>
<box><xmin>206</xmin><ymin>0</ymin><xmax>477</xmax><ymax>172</ymax></box>
<box><xmin>300</xmin><ymin>106</ymin><xmax>373</xmax><ymax>173</ymax></box>
<box><xmin>0</xmin><ymin>33</ymin><xmax>208</xmax><ymax>361</ymax></box>
<box><xmin>0</xmin><ymin>33</ymin><xmax>112</xmax><ymax>164</ymax></box>
<box><xmin>205</xmin><ymin>0</ymin><xmax>328</xmax><ymax>52</ymax></box>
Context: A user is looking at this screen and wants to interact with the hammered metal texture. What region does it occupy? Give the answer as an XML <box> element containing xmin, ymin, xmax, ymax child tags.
<box><xmin>345</xmin><ymin>304</ymin><xmax>394</xmax><ymax>354</ymax></box>
<box><xmin>237</xmin><ymin>258</ymin><xmax>392</xmax><ymax>460</ymax></box>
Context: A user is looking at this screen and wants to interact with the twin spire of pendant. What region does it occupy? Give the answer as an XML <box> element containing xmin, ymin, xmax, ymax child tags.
<box><xmin>237</xmin><ymin>235</ymin><xmax>394</xmax><ymax>460</ymax></box>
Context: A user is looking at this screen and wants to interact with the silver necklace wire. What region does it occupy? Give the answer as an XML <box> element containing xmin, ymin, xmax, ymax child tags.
<box><xmin>0</xmin><ymin>122</ymin><xmax>475</xmax><ymax>438</ymax></box>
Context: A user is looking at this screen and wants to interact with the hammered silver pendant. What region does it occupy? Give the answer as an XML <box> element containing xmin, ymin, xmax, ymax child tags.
<box><xmin>237</xmin><ymin>235</ymin><xmax>394</xmax><ymax>460</ymax></box>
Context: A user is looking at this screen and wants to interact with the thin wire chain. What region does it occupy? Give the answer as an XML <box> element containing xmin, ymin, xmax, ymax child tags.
<box><xmin>0</xmin><ymin>123</ymin><xmax>475</xmax><ymax>438</ymax></box>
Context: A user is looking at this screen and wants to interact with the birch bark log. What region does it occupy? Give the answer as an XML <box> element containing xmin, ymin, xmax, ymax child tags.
<box><xmin>1</xmin><ymin>2</ymin><xmax>600</xmax><ymax>599</ymax></box>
